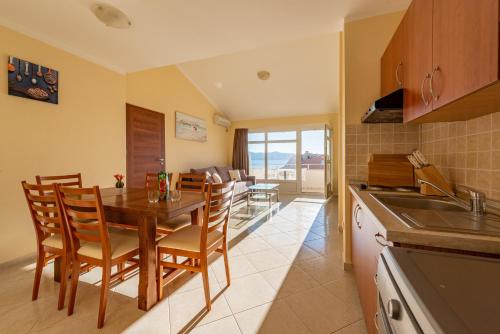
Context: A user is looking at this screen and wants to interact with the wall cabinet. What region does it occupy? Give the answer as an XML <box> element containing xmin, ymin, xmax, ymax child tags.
<box><xmin>351</xmin><ymin>195</ymin><xmax>384</xmax><ymax>334</ymax></box>
<box><xmin>380</xmin><ymin>19</ymin><xmax>404</xmax><ymax>96</ymax></box>
<box><xmin>382</xmin><ymin>0</ymin><xmax>500</xmax><ymax>123</ymax></box>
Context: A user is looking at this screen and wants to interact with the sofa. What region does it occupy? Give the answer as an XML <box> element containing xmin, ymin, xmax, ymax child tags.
<box><xmin>190</xmin><ymin>166</ymin><xmax>256</xmax><ymax>202</ymax></box>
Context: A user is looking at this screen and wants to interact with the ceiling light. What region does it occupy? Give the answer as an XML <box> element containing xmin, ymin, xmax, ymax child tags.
<box><xmin>257</xmin><ymin>70</ymin><xmax>271</xmax><ymax>81</ymax></box>
<box><xmin>214</xmin><ymin>82</ymin><xmax>223</xmax><ymax>89</ymax></box>
<box><xmin>91</xmin><ymin>3</ymin><xmax>132</xmax><ymax>29</ymax></box>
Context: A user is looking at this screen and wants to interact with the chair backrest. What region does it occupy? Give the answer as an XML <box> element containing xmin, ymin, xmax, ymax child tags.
<box><xmin>201</xmin><ymin>181</ymin><xmax>235</xmax><ymax>251</ymax></box>
<box><xmin>36</xmin><ymin>173</ymin><xmax>82</xmax><ymax>188</ymax></box>
<box><xmin>56</xmin><ymin>185</ymin><xmax>110</xmax><ymax>261</ymax></box>
<box><xmin>21</xmin><ymin>181</ymin><xmax>68</xmax><ymax>251</ymax></box>
<box><xmin>177</xmin><ymin>173</ymin><xmax>207</xmax><ymax>193</ymax></box>
<box><xmin>145</xmin><ymin>172</ymin><xmax>173</xmax><ymax>188</ymax></box>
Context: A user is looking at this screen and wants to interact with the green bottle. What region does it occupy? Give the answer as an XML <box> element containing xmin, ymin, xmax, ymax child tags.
<box><xmin>158</xmin><ymin>170</ymin><xmax>167</xmax><ymax>200</ymax></box>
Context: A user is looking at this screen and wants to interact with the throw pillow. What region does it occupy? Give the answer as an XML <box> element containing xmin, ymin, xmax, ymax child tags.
<box><xmin>239</xmin><ymin>169</ymin><xmax>248</xmax><ymax>180</ymax></box>
<box><xmin>228</xmin><ymin>170</ymin><xmax>241</xmax><ymax>181</ymax></box>
<box><xmin>212</xmin><ymin>172</ymin><xmax>223</xmax><ymax>184</ymax></box>
<box><xmin>205</xmin><ymin>171</ymin><xmax>213</xmax><ymax>183</ymax></box>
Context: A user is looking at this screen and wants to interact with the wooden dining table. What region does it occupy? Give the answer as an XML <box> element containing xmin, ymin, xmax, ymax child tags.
<box><xmin>53</xmin><ymin>187</ymin><xmax>206</xmax><ymax>311</ymax></box>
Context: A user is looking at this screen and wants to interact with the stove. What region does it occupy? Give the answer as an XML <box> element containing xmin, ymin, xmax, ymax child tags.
<box><xmin>377</xmin><ymin>247</ymin><xmax>500</xmax><ymax>333</ymax></box>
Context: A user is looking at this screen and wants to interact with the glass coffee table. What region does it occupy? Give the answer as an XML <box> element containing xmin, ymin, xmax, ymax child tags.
<box><xmin>247</xmin><ymin>183</ymin><xmax>280</xmax><ymax>207</ymax></box>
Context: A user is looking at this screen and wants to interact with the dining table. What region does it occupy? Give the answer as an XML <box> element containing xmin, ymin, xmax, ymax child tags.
<box><xmin>52</xmin><ymin>187</ymin><xmax>206</xmax><ymax>311</ymax></box>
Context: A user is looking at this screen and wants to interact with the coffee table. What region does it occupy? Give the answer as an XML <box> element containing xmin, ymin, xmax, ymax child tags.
<box><xmin>247</xmin><ymin>183</ymin><xmax>280</xmax><ymax>207</ymax></box>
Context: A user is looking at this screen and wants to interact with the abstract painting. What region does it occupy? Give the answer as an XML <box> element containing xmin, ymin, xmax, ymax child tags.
<box><xmin>8</xmin><ymin>56</ymin><xmax>59</xmax><ymax>104</ymax></box>
<box><xmin>175</xmin><ymin>111</ymin><xmax>207</xmax><ymax>142</ymax></box>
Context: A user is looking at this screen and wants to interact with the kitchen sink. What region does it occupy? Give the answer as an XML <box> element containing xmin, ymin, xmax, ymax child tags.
<box><xmin>371</xmin><ymin>194</ymin><xmax>500</xmax><ymax>236</ymax></box>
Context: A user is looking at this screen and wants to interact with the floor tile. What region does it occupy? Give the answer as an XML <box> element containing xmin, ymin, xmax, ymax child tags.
<box><xmin>191</xmin><ymin>315</ymin><xmax>242</xmax><ymax>334</ymax></box>
<box><xmin>211</xmin><ymin>254</ymin><xmax>258</xmax><ymax>284</ymax></box>
<box><xmin>333</xmin><ymin>320</ymin><xmax>367</xmax><ymax>334</ymax></box>
<box><xmin>275</xmin><ymin>243</ymin><xmax>322</xmax><ymax>262</ymax></box>
<box><xmin>245</xmin><ymin>249</ymin><xmax>291</xmax><ymax>272</ymax></box>
<box><xmin>260</xmin><ymin>265</ymin><xmax>319</xmax><ymax>299</ymax></box>
<box><xmin>234</xmin><ymin>300</ymin><xmax>311</xmax><ymax>334</ymax></box>
<box><xmin>235</xmin><ymin>236</ymin><xmax>272</xmax><ymax>254</ymax></box>
<box><xmin>223</xmin><ymin>273</ymin><xmax>276</xmax><ymax>313</ymax></box>
<box><xmin>284</xmin><ymin>286</ymin><xmax>362</xmax><ymax>334</ymax></box>
<box><xmin>260</xmin><ymin>233</ymin><xmax>298</xmax><ymax>248</ymax></box>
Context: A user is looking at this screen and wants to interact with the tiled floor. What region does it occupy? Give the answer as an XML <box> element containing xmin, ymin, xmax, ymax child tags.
<box><xmin>0</xmin><ymin>195</ymin><xmax>367</xmax><ymax>334</ymax></box>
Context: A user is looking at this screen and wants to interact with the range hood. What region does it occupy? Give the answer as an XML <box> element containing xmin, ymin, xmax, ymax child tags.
<box><xmin>361</xmin><ymin>88</ymin><xmax>403</xmax><ymax>123</ymax></box>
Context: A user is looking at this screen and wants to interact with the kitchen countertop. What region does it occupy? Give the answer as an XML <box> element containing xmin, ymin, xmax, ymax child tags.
<box><xmin>349</xmin><ymin>184</ymin><xmax>500</xmax><ymax>255</ymax></box>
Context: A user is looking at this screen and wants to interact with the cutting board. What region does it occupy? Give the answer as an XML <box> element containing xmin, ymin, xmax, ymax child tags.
<box><xmin>368</xmin><ymin>154</ymin><xmax>414</xmax><ymax>187</ymax></box>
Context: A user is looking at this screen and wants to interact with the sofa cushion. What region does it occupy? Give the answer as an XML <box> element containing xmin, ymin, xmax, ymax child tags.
<box><xmin>239</xmin><ymin>169</ymin><xmax>248</xmax><ymax>180</ymax></box>
<box><xmin>190</xmin><ymin>167</ymin><xmax>217</xmax><ymax>183</ymax></box>
<box><xmin>212</xmin><ymin>172</ymin><xmax>223</xmax><ymax>183</ymax></box>
<box><xmin>245</xmin><ymin>181</ymin><xmax>254</xmax><ymax>187</ymax></box>
<box><xmin>215</xmin><ymin>166</ymin><xmax>231</xmax><ymax>182</ymax></box>
<box><xmin>228</xmin><ymin>170</ymin><xmax>242</xmax><ymax>181</ymax></box>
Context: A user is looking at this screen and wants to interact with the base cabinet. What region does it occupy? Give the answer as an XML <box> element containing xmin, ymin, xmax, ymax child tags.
<box><xmin>351</xmin><ymin>195</ymin><xmax>384</xmax><ymax>334</ymax></box>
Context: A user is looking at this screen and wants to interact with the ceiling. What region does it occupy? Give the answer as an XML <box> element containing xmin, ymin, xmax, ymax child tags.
<box><xmin>0</xmin><ymin>0</ymin><xmax>410</xmax><ymax>73</ymax></box>
<box><xmin>179</xmin><ymin>33</ymin><xmax>340</xmax><ymax>121</ymax></box>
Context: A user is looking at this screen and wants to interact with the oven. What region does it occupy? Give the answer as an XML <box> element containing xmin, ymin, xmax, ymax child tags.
<box><xmin>376</xmin><ymin>250</ymin><xmax>423</xmax><ymax>334</ymax></box>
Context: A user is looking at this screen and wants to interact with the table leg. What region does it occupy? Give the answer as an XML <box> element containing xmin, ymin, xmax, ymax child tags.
<box><xmin>138</xmin><ymin>215</ymin><xmax>157</xmax><ymax>311</ymax></box>
<box><xmin>191</xmin><ymin>207</ymin><xmax>203</xmax><ymax>225</ymax></box>
<box><xmin>53</xmin><ymin>256</ymin><xmax>61</xmax><ymax>282</ymax></box>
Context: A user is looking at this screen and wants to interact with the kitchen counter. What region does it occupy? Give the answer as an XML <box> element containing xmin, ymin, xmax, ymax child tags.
<box><xmin>349</xmin><ymin>184</ymin><xmax>500</xmax><ymax>255</ymax></box>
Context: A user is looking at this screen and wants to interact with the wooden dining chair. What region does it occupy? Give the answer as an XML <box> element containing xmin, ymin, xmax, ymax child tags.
<box><xmin>176</xmin><ymin>173</ymin><xmax>207</xmax><ymax>192</ymax></box>
<box><xmin>56</xmin><ymin>185</ymin><xmax>140</xmax><ymax>329</ymax></box>
<box><xmin>155</xmin><ymin>173</ymin><xmax>208</xmax><ymax>235</ymax></box>
<box><xmin>21</xmin><ymin>181</ymin><xmax>71</xmax><ymax>310</ymax></box>
<box><xmin>36</xmin><ymin>173</ymin><xmax>82</xmax><ymax>188</ymax></box>
<box><xmin>145</xmin><ymin>172</ymin><xmax>173</xmax><ymax>189</ymax></box>
<box><xmin>156</xmin><ymin>180</ymin><xmax>235</xmax><ymax>310</ymax></box>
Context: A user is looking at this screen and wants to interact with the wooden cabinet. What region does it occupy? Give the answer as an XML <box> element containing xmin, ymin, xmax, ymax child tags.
<box><xmin>381</xmin><ymin>20</ymin><xmax>404</xmax><ymax>96</ymax></box>
<box><xmin>351</xmin><ymin>195</ymin><xmax>384</xmax><ymax>334</ymax></box>
<box><xmin>402</xmin><ymin>0</ymin><xmax>433</xmax><ymax>122</ymax></box>
<box><xmin>432</xmin><ymin>0</ymin><xmax>499</xmax><ymax>109</ymax></box>
<box><xmin>382</xmin><ymin>0</ymin><xmax>500</xmax><ymax>122</ymax></box>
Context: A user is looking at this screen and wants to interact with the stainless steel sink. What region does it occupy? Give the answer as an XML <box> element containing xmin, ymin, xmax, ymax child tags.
<box><xmin>371</xmin><ymin>193</ymin><xmax>500</xmax><ymax>236</ymax></box>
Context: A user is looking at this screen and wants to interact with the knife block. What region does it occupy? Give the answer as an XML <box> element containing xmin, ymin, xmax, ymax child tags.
<box><xmin>414</xmin><ymin>165</ymin><xmax>454</xmax><ymax>196</ymax></box>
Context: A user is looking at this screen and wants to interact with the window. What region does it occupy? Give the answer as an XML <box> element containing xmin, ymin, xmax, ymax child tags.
<box><xmin>248</xmin><ymin>131</ymin><xmax>297</xmax><ymax>181</ymax></box>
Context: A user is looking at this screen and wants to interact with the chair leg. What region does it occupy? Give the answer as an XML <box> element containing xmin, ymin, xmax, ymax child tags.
<box><xmin>201</xmin><ymin>259</ymin><xmax>211</xmax><ymax>311</ymax></box>
<box><xmin>68</xmin><ymin>260</ymin><xmax>81</xmax><ymax>316</ymax></box>
<box><xmin>222</xmin><ymin>243</ymin><xmax>231</xmax><ymax>286</ymax></box>
<box><xmin>57</xmin><ymin>255</ymin><xmax>69</xmax><ymax>310</ymax></box>
<box><xmin>117</xmin><ymin>263</ymin><xmax>124</xmax><ymax>281</ymax></box>
<box><xmin>32</xmin><ymin>250</ymin><xmax>45</xmax><ymax>301</ymax></box>
<box><xmin>97</xmin><ymin>265</ymin><xmax>111</xmax><ymax>329</ymax></box>
<box><xmin>157</xmin><ymin>250</ymin><xmax>164</xmax><ymax>301</ymax></box>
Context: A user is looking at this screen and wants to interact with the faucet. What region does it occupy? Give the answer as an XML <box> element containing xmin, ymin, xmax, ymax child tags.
<box><xmin>417</xmin><ymin>179</ymin><xmax>486</xmax><ymax>215</ymax></box>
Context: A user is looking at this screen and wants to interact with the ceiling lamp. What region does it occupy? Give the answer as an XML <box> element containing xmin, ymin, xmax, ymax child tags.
<box><xmin>91</xmin><ymin>3</ymin><xmax>132</xmax><ymax>29</ymax></box>
<box><xmin>257</xmin><ymin>70</ymin><xmax>271</xmax><ymax>81</ymax></box>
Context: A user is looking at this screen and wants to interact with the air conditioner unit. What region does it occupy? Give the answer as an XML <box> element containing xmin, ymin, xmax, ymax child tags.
<box><xmin>214</xmin><ymin>115</ymin><xmax>231</xmax><ymax>129</ymax></box>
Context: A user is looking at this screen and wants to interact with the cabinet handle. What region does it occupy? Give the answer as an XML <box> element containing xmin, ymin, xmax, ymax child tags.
<box><xmin>430</xmin><ymin>66</ymin><xmax>440</xmax><ymax>101</ymax></box>
<box><xmin>420</xmin><ymin>73</ymin><xmax>432</xmax><ymax>106</ymax></box>
<box><xmin>354</xmin><ymin>204</ymin><xmax>362</xmax><ymax>229</ymax></box>
<box><xmin>374</xmin><ymin>232</ymin><xmax>390</xmax><ymax>247</ymax></box>
<box><xmin>374</xmin><ymin>313</ymin><xmax>380</xmax><ymax>332</ymax></box>
<box><xmin>395</xmin><ymin>62</ymin><xmax>403</xmax><ymax>87</ymax></box>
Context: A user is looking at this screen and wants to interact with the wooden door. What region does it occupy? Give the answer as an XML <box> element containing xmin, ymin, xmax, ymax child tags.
<box><xmin>351</xmin><ymin>196</ymin><xmax>384</xmax><ymax>334</ymax></box>
<box><xmin>432</xmin><ymin>0</ymin><xmax>499</xmax><ymax>109</ymax></box>
<box><xmin>126</xmin><ymin>104</ymin><xmax>165</xmax><ymax>188</ymax></box>
<box><xmin>403</xmin><ymin>0</ymin><xmax>433</xmax><ymax>123</ymax></box>
<box><xmin>381</xmin><ymin>20</ymin><xmax>404</xmax><ymax>96</ymax></box>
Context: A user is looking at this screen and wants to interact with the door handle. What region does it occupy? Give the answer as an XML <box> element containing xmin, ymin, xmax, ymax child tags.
<box><xmin>420</xmin><ymin>73</ymin><xmax>432</xmax><ymax>106</ymax></box>
<box><xmin>430</xmin><ymin>66</ymin><xmax>440</xmax><ymax>101</ymax></box>
<box><xmin>354</xmin><ymin>204</ymin><xmax>362</xmax><ymax>229</ymax></box>
<box><xmin>395</xmin><ymin>62</ymin><xmax>403</xmax><ymax>87</ymax></box>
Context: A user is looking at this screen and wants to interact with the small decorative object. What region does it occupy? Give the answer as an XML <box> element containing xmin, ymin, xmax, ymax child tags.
<box><xmin>114</xmin><ymin>174</ymin><xmax>125</xmax><ymax>188</ymax></box>
<box><xmin>175</xmin><ymin>111</ymin><xmax>207</xmax><ymax>142</ymax></box>
<box><xmin>8</xmin><ymin>56</ymin><xmax>59</xmax><ymax>104</ymax></box>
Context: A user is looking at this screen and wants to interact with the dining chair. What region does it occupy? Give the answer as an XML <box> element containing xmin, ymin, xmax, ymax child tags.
<box><xmin>56</xmin><ymin>185</ymin><xmax>140</xmax><ymax>329</ymax></box>
<box><xmin>36</xmin><ymin>173</ymin><xmax>82</xmax><ymax>188</ymax></box>
<box><xmin>21</xmin><ymin>181</ymin><xmax>71</xmax><ymax>310</ymax></box>
<box><xmin>155</xmin><ymin>173</ymin><xmax>208</xmax><ymax>235</ymax></box>
<box><xmin>156</xmin><ymin>180</ymin><xmax>235</xmax><ymax>310</ymax></box>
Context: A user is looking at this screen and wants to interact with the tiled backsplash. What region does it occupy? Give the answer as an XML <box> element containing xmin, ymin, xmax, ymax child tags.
<box><xmin>345</xmin><ymin>123</ymin><xmax>420</xmax><ymax>181</ymax></box>
<box><xmin>420</xmin><ymin>112</ymin><xmax>500</xmax><ymax>201</ymax></box>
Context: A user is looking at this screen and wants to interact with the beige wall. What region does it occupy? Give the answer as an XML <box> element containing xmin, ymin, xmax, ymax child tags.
<box><xmin>0</xmin><ymin>25</ymin><xmax>126</xmax><ymax>263</ymax></box>
<box><xmin>229</xmin><ymin>113</ymin><xmax>339</xmax><ymax>194</ymax></box>
<box><xmin>345</xmin><ymin>11</ymin><xmax>404</xmax><ymax>125</ymax></box>
<box><xmin>0</xmin><ymin>27</ymin><xmax>230</xmax><ymax>264</ymax></box>
<box><xmin>126</xmin><ymin>66</ymin><xmax>229</xmax><ymax>184</ymax></box>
